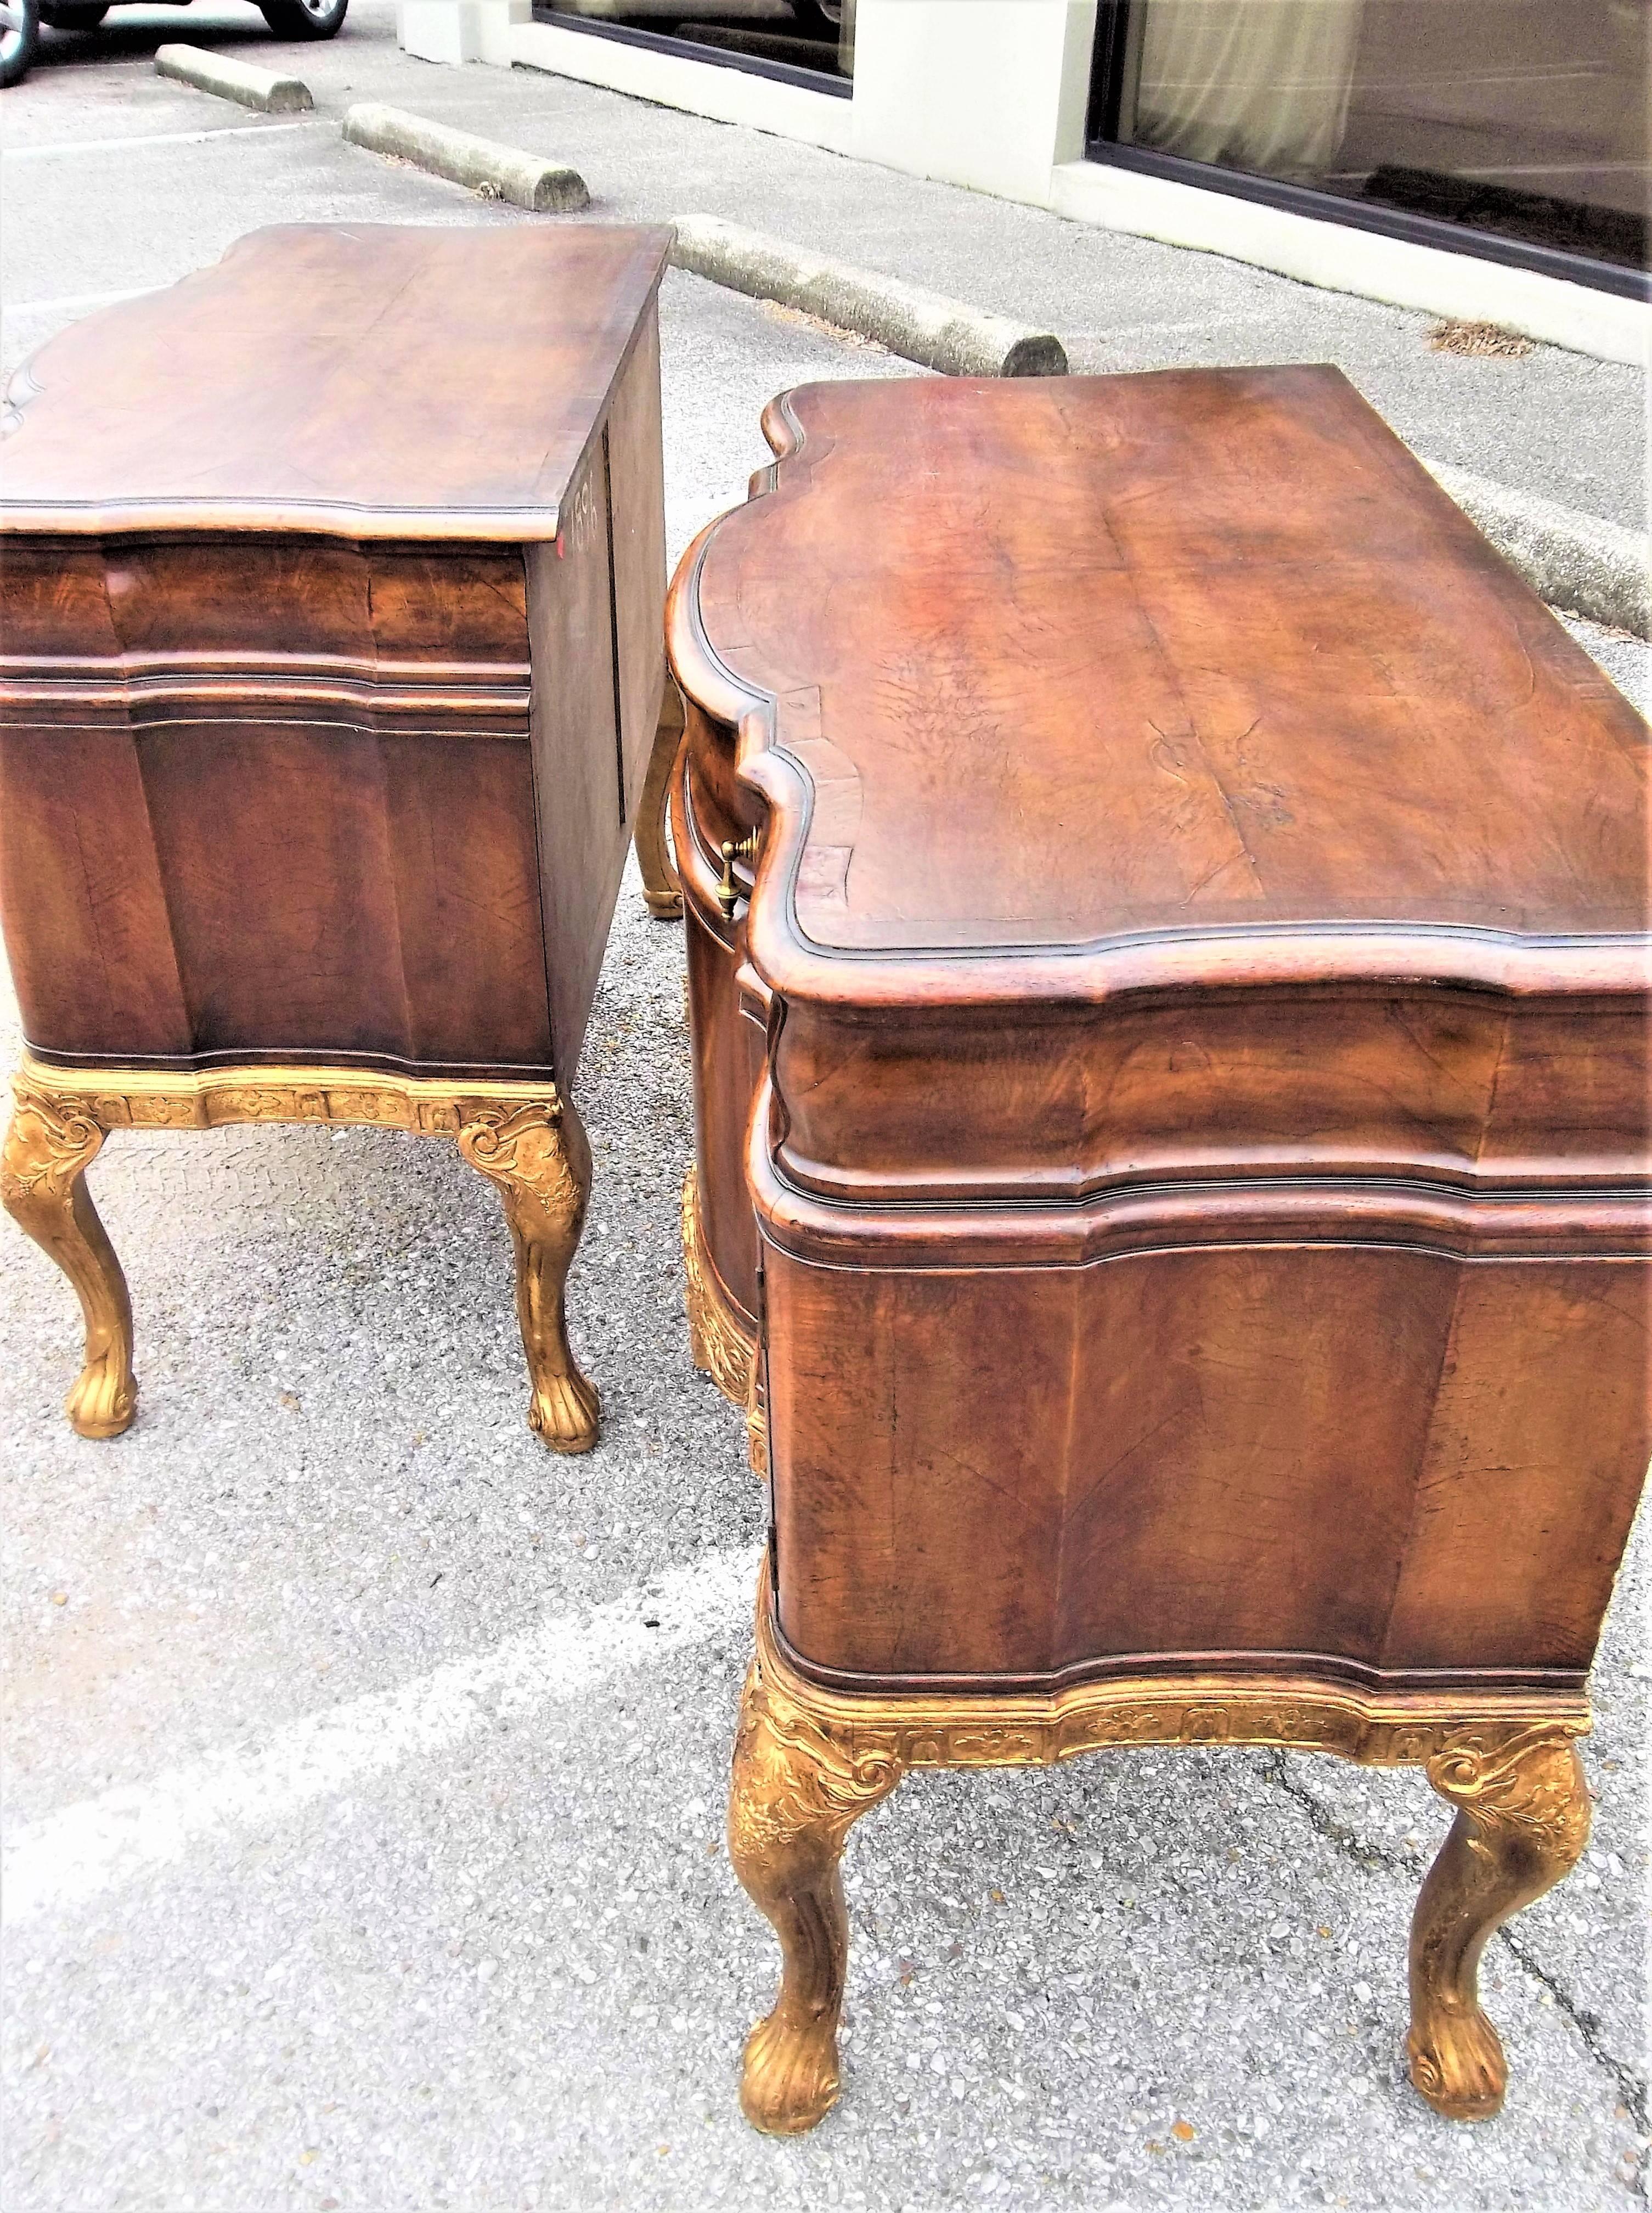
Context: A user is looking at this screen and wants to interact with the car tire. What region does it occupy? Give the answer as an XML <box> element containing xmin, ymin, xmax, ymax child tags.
<box><xmin>787</xmin><ymin>0</ymin><xmax>842</xmax><ymax>24</ymax></box>
<box><xmin>258</xmin><ymin>0</ymin><xmax>347</xmax><ymax>38</ymax></box>
<box><xmin>0</xmin><ymin>0</ymin><xmax>38</xmax><ymax>86</ymax></box>
<box><xmin>40</xmin><ymin>2</ymin><xmax>109</xmax><ymax>23</ymax></box>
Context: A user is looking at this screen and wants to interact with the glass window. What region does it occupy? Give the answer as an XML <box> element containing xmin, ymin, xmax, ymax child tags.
<box><xmin>539</xmin><ymin>0</ymin><xmax>854</xmax><ymax>87</ymax></box>
<box><xmin>1099</xmin><ymin>0</ymin><xmax>1649</xmax><ymax>271</ymax></box>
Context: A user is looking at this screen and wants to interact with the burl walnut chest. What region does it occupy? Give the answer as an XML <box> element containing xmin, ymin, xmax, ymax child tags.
<box><xmin>667</xmin><ymin>370</ymin><xmax>1651</xmax><ymax>2133</ymax></box>
<box><xmin>0</xmin><ymin>222</ymin><xmax>679</xmax><ymax>1452</ymax></box>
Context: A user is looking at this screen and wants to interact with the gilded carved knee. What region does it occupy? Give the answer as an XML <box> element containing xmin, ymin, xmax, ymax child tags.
<box><xmin>728</xmin><ymin>1651</ymin><xmax>904</xmax><ymax>2135</ymax></box>
<box><xmin>456</xmin><ymin>1093</ymin><xmax>599</xmax><ymax>1454</ymax></box>
<box><xmin>2</xmin><ymin>1080</ymin><xmax>136</xmax><ymax>1439</ymax></box>
<box><xmin>1407</xmin><ymin>1726</ymin><xmax>1591</xmax><ymax>2121</ymax></box>
<box><xmin>681</xmin><ymin>1164</ymin><xmax>754</xmax><ymax>1411</ymax></box>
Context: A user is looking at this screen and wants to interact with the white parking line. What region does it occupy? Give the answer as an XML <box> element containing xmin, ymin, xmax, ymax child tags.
<box><xmin>4</xmin><ymin>120</ymin><xmax>325</xmax><ymax>160</ymax></box>
<box><xmin>1</xmin><ymin>1539</ymin><xmax>762</xmax><ymax>1927</ymax></box>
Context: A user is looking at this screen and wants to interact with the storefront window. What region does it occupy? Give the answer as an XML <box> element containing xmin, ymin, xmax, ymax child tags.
<box><xmin>540</xmin><ymin>0</ymin><xmax>854</xmax><ymax>88</ymax></box>
<box><xmin>1092</xmin><ymin>0</ymin><xmax>1649</xmax><ymax>274</ymax></box>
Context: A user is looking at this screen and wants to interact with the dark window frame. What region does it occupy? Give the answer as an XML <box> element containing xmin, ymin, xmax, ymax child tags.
<box><xmin>1083</xmin><ymin>0</ymin><xmax>1649</xmax><ymax>302</ymax></box>
<box><xmin>534</xmin><ymin>7</ymin><xmax>852</xmax><ymax>98</ymax></box>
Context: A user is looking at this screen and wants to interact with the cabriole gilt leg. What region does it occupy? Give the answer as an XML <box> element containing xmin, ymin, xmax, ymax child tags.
<box><xmin>2</xmin><ymin>1081</ymin><xmax>136</xmax><ymax>1439</ymax></box>
<box><xmin>456</xmin><ymin>1093</ymin><xmax>599</xmax><ymax>1454</ymax></box>
<box><xmin>635</xmin><ymin>678</ymin><xmax>685</xmax><ymax>920</ymax></box>
<box><xmin>728</xmin><ymin>1651</ymin><xmax>905</xmax><ymax>2135</ymax></box>
<box><xmin>1407</xmin><ymin>1727</ymin><xmax>1590</xmax><ymax>2121</ymax></box>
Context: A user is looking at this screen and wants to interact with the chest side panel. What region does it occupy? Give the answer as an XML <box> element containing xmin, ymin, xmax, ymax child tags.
<box><xmin>0</xmin><ymin>535</ymin><xmax>552</xmax><ymax>1075</ymax></box>
<box><xmin>525</xmin><ymin>446</ymin><xmax>628</xmax><ymax>1084</ymax></box>
<box><xmin>604</xmin><ymin>300</ymin><xmax>668</xmax><ymax>823</ymax></box>
<box><xmin>0</xmin><ymin>713</ymin><xmax>193</xmax><ymax>1060</ymax></box>
<box><xmin>764</xmin><ymin>1236</ymin><xmax>1651</xmax><ymax>1692</ymax></box>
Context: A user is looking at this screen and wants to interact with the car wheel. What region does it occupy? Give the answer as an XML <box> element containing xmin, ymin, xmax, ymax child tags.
<box><xmin>258</xmin><ymin>0</ymin><xmax>347</xmax><ymax>38</ymax></box>
<box><xmin>0</xmin><ymin>0</ymin><xmax>38</xmax><ymax>85</ymax></box>
<box><xmin>40</xmin><ymin>2</ymin><xmax>109</xmax><ymax>22</ymax></box>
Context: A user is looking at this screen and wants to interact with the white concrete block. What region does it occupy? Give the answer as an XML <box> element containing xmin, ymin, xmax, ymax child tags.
<box><xmin>476</xmin><ymin>0</ymin><xmax>529</xmax><ymax>66</ymax></box>
<box><xmin>397</xmin><ymin>0</ymin><xmax>483</xmax><ymax>67</ymax></box>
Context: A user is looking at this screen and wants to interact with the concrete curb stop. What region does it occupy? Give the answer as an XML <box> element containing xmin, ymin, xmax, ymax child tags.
<box><xmin>341</xmin><ymin>104</ymin><xmax>589</xmax><ymax>215</ymax></box>
<box><xmin>1423</xmin><ymin>457</ymin><xmax>1650</xmax><ymax>641</ymax></box>
<box><xmin>154</xmin><ymin>44</ymin><xmax>313</xmax><ymax>114</ymax></box>
<box><xmin>670</xmin><ymin>213</ymin><xmax>1067</xmax><ymax>379</ymax></box>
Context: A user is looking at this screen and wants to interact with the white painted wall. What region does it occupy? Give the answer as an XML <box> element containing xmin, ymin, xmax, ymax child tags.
<box><xmin>505</xmin><ymin>19</ymin><xmax>856</xmax><ymax>153</ymax></box>
<box><xmin>848</xmin><ymin>0</ymin><xmax>1096</xmax><ymax>205</ymax></box>
<box><xmin>399</xmin><ymin>0</ymin><xmax>525</xmax><ymax>66</ymax></box>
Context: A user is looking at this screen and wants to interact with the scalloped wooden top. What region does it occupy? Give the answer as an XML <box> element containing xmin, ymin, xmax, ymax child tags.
<box><xmin>683</xmin><ymin>369</ymin><xmax>1649</xmax><ymax>967</ymax></box>
<box><xmin>0</xmin><ymin>223</ymin><xmax>673</xmax><ymax>541</ymax></box>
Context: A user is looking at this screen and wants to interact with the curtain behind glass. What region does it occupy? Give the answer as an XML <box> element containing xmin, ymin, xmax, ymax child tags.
<box><xmin>1133</xmin><ymin>0</ymin><xmax>1366</xmax><ymax>176</ymax></box>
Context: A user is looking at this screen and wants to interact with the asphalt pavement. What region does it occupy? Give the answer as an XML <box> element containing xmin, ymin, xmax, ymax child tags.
<box><xmin>2</xmin><ymin>11</ymin><xmax>1648</xmax><ymax>2209</ymax></box>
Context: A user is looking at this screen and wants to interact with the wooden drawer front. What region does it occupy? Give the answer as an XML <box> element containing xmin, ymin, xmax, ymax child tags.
<box><xmin>685</xmin><ymin>899</ymin><xmax>763</xmax><ymax>1328</ymax></box>
<box><xmin>0</xmin><ymin>718</ymin><xmax>551</xmax><ymax>1073</ymax></box>
<box><xmin>0</xmin><ymin>538</ymin><xmax>532</xmax><ymax>688</ymax></box>
<box><xmin>764</xmin><ymin>1240</ymin><xmax>1650</xmax><ymax>1693</ymax></box>
<box><xmin>770</xmin><ymin>989</ymin><xmax>1652</xmax><ymax>1201</ymax></box>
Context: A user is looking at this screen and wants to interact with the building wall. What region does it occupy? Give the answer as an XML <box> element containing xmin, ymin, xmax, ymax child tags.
<box><xmin>848</xmin><ymin>0</ymin><xmax>1097</xmax><ymax>205</ymax></box>
<box><xmin>408</xmin><ymin>0</ymin><xmax>1651</xmax><ymax>363</ymax></box>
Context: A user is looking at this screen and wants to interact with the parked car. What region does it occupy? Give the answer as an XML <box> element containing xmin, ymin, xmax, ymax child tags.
<box><xmin>2</xmin><ymin>0</ymin><xmax>348</xmax><ymax>89</ymax></box>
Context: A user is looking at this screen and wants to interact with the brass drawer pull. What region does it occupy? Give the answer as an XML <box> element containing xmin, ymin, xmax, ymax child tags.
<box><xmin>717</xmin><ymin>832</ymin><xmax>761</xmax><ymax>921</ymax></box>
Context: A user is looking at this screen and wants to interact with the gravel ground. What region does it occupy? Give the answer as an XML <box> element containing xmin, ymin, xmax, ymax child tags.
<box><xmin>2</xmin><ymin>14</ymin><xmax>1648</xmax><ymax>2209</ymax></box>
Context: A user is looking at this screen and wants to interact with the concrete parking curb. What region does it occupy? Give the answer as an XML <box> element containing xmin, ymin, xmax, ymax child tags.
<box><xmin>1423</xmin><ymin>457</ymin><xmax>1650</xmax><ymax>640</ymax></box>
<box><xmin>341</xmin><ymin>104</ymin><xmax>589</xmax><ymax>214</ymax></box>
<box><xmin>154</xmin><ymin>44</ymin><xmax>313</xmax><ymax>114</ymax></box>
<box><xmin>670</xmin><ymin>213</ymin><xmax>1068</xmax><ymax>379</ymax></box>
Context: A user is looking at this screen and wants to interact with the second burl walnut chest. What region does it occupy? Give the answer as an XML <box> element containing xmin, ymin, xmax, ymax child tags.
<box><xmin>1</xmin><ymin>222</ymin><xmax>676</xmax><ymax>1452</ymax></box>
<box><xmin>667</xmin><ymin>370</ymin><xmax>1651</xmax><ymax>2135</ymax></box>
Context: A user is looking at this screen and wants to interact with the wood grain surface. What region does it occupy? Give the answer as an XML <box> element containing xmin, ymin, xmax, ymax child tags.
<box><xmin>683</xmin><ymin>369</ymin><xmax>1647</xmax><ymax>952</ymax></box>
<box><xmin>0</xmin><ymin>223</ymin><xmax>673</xmax><ymax>539</ymax></box>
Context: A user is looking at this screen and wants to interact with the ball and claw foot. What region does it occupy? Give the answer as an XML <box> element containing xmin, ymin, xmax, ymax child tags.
<box><xmin>526</xmin><ymin>1366</ymin><xmax>601</xmax><ymax>1456</ymax></box>
<box><xmin>1407</xmin><ymin>2001</ymin><xmax>1509</xmax><ymax>2122</ymax></box>
<box><xmin>740</xmin><ymin>2009</ymin><xmax>842</xmax><ymax>2136</ymax></box>
<box><xmin>64</xmin><ymin>1345</ymin><xmax>138</xmax><ymax>1441</ymax></box>
<box><xmin>1406</xmin><ymin>1727</ymin><xmax>1590</xmax><ymax>2122</ymax></box>
<box><xmin>3</xmin><ymin>1080</ymin><xmax>137</xmax><ymax>1440</ymax></box>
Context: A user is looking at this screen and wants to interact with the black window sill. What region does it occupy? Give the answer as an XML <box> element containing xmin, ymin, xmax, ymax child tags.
<box><xmin>533</xmin><ymin>8</ymin><xmax>852</xmax><ymax>98</ymax></box>
<box><xmin>1082</xmin><ymin>139</ymin><xmax>1649</xmax><ymax>302</ymax></box>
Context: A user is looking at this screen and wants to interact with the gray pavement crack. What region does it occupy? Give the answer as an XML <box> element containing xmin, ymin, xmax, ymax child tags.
<box><xmin>1259</xmin><ymin>1749</ymin><xmax>1650</xmax><ymax>2145</ymax></box>
<box><xmin>1497</xmin><ymin>1927</ymin><xmax>1649</xmax><ymax>2141</ymax></box>
<box><xmin>1260</xmin><ymin>1748</ymin><xmax>1416</xmax><ymax>1876</ymax></box>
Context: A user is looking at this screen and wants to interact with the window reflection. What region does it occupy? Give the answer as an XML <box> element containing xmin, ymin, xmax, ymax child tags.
<box><xmin>541</xmin><ymin>0</ymin><xmax>853</xmax><ymax>83</ymax></box>
<box><xmin>1108</xmin><ymin>0</ymin><xmax>1649</xmax><ymax>268</ymax></box>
